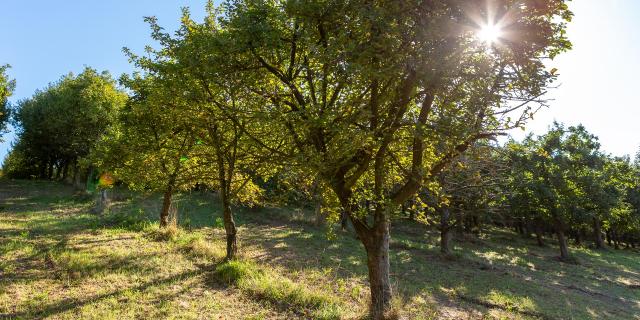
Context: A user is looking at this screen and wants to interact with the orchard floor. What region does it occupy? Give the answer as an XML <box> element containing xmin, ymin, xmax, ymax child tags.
<box><xmin>1</xmin><ymin>180</ymin><xmax>639</xmax><ymax>319</ymax></box>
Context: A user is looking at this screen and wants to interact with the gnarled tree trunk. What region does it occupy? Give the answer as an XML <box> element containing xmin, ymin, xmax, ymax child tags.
<box><xmin>593</xmin><ymin>218</ymin><xmax>605</xmax><ymax>249</ymax></box>
<box><xmin>360</xmin><ymin>220</ymin><xmax>392</xmax><ymax>320</ymax></box>
<box><xmin>338</xmin><ymin>189</ymin><xmax>392</xmax><ymax>320</ymax></box>
<box><xmin>159</xmin><ymin>187</ymin><xmax>173</xmax><ymax>228</ymax></box>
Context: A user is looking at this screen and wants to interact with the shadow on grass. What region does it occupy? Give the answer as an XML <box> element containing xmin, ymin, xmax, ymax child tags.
<box><xmin>3</xmin><ymin>179</ymin><xmax>639</xmax><ymax>319</ymax></box>
<box><xmin>4</xmin><ymin>268</ymin><xmax>206</xmax><ymax>319</ymax></box>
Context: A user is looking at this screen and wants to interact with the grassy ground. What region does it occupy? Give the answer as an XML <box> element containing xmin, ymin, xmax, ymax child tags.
<box><xmin>1</xmin><ymin>180</ymin><xmax>639</xmax><ymax>319</ymax></box>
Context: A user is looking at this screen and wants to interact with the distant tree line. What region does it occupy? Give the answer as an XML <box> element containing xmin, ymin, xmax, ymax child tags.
<box><xmin>0</xmin><ymin>1</ymin><xmax>588</xmax><ymax>318</ymax></box>
<box><xmin>3</xmin><ymin>68</ymin><xmax>125</xmax><ymax>186</ymax></box>
<box><xmin>504</xmin><ymin>124</ymin><xmax>640</xmax><ymax>259</ymax></box>
<box><xmin>408</xmin><ymin>124</ymin><xmax>640</xmax><ymax>263</ymax></box>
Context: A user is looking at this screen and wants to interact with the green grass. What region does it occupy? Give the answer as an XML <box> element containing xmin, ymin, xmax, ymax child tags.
<box><xmin>1</xmin><ymin>179</ymin><xmax>639</xmax><ymax>319</ymax></box>
<box><xmin>215</xmin><ymin>259</ymin><xmax>342</xmax><ymax>319</ymax></box>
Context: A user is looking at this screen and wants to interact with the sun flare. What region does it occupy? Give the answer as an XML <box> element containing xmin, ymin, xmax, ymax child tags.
<box><xmin>477</xmin><ymin>23</ymin><xmax>503</xmax><ymax>44</ymax></box>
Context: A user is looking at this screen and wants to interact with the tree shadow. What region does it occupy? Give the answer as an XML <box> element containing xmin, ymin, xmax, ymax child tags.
<box><xmin>391</xmin><ymin>224</ymin><xmax>640</xmax><ymax>319</ymax></box>
<box><xmin>4</xmin><ymin>268</ymin><xmax>206</xmax><ymax>319</ymax></box>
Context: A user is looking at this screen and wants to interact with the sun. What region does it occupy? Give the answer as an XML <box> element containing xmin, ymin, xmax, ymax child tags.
<box><xmin>477</xmin><ymin>23</ymin><xmax>503</xmax><ymax>45</ymax></box>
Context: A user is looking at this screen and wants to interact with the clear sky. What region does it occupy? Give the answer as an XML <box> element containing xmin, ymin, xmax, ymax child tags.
<box><xmin>2</xmin><ymin>0</ymin><xmax>640</xmax><ymax>163</ymax></box>
<box><xmin>0</xmin><ymin>0</ymin><xmax>208</xmax><ymax>164</ymax></box>
<box><xmin>508</xmin><ymin>0</ymin><xmax>640</xmax><ymax>157</ymax></box>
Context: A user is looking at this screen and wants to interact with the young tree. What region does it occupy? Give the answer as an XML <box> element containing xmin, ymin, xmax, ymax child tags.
<box><xmin>92</xmin><ymin>74</ymin><xmax>205</xmax><ymax>227</ymax></box>
<box><xmin>222</xmin><ymin>0</ymin><xmax>571</xmax><ymax>317</ymax></box>
<box><xmin>123</xmin><ymin>10</ymin><xmax>279</xmax><ymax>259</ymax></box>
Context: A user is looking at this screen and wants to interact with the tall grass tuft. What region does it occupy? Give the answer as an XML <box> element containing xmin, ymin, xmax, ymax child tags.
<box><xmin>214</xmin><ymin>260</ymin><xmax>342</xmax><ymax>319</ymax></box>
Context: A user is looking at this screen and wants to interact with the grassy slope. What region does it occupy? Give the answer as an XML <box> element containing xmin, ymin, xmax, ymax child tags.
<box><xmin>0</xmin><ymin>180</ymin><xmax>638</xmax><ymax>319</ymax></box>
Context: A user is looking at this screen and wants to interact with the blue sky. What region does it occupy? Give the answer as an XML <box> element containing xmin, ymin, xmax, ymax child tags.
<box><xmin>2</xmin><ymin>1</ymin><xmax>640</xmax><ymax>163</ymax></box>
<box><xmin>0</xmin><ymin>0</ymin><xmax>208</xmax><ymax>163</ymax></box>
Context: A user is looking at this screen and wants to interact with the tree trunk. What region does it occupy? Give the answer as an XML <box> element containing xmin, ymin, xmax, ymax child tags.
<box><xmin>55</xmin><ymin>163</ymin><xmax>62</xmax><ymax>180</ymax></box>
<box><xmin>341</xmin><ymin>197</ymin><xmax>393</xmax><ymax>319</ymax></box>
<box><xmin>61</xmin><ymin>161</ymin><xmax>69</xmax><ymax>182</ymax></box>
<box><xmin>47</xmin><ymin>160</ymin><xmax>54</xmax><ymax>180</ymax></box>
<box><xmin>362</xmin><ymin>222</ymin><xmax>392</xmax><ymax>320</ymax></box>
<box><xmin>440</xmin><ymin>208</ymin><xmax>452</xmax><ymax>254</ymax></box>
<box><xmin>517</xmin><ymin>220</ymin><xmax>525</xmax><ymax>235</ymax></box>
<box><xmin>73</xmin><ymin>166</ymin><xmax>84</xmax><ymax>191</ymax></box>
<box><xmin>85</xmin><ymin>166</ymin><xmax>95</xmax><ymax>191</ymax></box>
<box><xmin>613</xmin><ymin>230</ymin><xmax>620</xmax><ymax>249</ymax></box>
<box><xmin>91</xmin><ymin>188</ymin><xmax>110</xmax><ymax>214</ymax></box>
<box><xmin>535</xmin><ymin>224</ymin><xmax>544</xmax><ymax>247</ymax></box>
<box><xmin>574</xmin><ymin>231</ymin><xmax>582</xmax><ymax>246</ymax></box>
<box><xmin>464</xmin><ymin>215</ymin><xmax>473</xmax><ymax>234</ymax></box>
<box><xmin>314</xmin><ymin>197</ymin><xmax>324</xmax><ymax>226</ymax></box>
<box><xmin>311</xmin><ymin>178</ymin><xmax>325</xmax><ymax>226</ymax></box>
<box><xmin>216</xmin><ymin>177</ymin><xmax>236</xmax><ymax>259</ymax></box>
<box><xmin>454</xmin><ymin>210</ymin><xmax>464</xmax><ymax>237</ymax></box>
<box><xmin>335</xmin><ymin>183</ymin><xmax>392</xmax><ymax>319</ymax></box>
<box><xmin>71</xmin><ymin>165</ymin><xmax>77</xmax><ymax>185</ymax></box>
<box><xmin>593</xmin><ymin>218</ymin><xmax>604</xmax><ymax>249</ymax></box>
<box><xmin>220</xmin><ymin>190</ymin><xmax>238</xmax><ymax>260</ymax></box>
<box><xmin>101</xmin><ymin>189</ymin><xmax>108</xmax><ymax>205</ymax></box>
<box><xmin>472</xmin><ymin>215</ymin><xmax>481</xmax><ymax>235</ymax></box>
<box><xmin>159</xmin><ymin>188</ymin><xmax>173</xmax><ymax>228</ymax></box>
<box><xmin>40</xmin><ymin>160</ymin><xmax>47</xmax><ymax>179</ymax></box>
<box><xmin>340</xmin><ymin>211</ymin><xmax>348</xmax><ymax>231</ymax></box>
<box><xmin>536</xmin><ymin>231</ymin><xmax>544</xmax><ymax>247</ymax></box>
<box><xmin>441</xmin><ymin>228</ymin><xmax>452</xmax><ymax>255</ymax></box>
<box><xmin>556</xmin><ymin>226</ymin><xmax>571</xmax><ymax>261</ymax></box>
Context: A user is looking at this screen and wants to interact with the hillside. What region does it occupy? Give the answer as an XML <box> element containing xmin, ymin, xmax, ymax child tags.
<box><xmin>1</xmin><ymin>180</ymin><xmax>639</xmax><ymax>319</ymax></box>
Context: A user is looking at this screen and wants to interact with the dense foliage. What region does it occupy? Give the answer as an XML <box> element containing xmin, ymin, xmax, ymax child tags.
<box><xmin>4</xmin><ymin>68</ymin><xmax>125</xmax><ymax>182</ymax></box>
<box><xmin>506</xmin><ymin>124</ymin><xmax>640</xmax><ymax>260</ymax></box>
<box><xmin>0</xmin><ymin>64</ymin><xmax>16</xmax><ymax>140</ymax></box>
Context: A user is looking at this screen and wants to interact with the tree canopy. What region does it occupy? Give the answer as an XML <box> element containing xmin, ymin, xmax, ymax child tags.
<box><xmin>5</xmin><ymin>67</ymin><xmax>125</xmax><ymax>181</ymax></box>
<box><xmin>216</xmin><ymin>1</ymin><xmax>571</xmax><ymax>316</ymax></box>
<box><xmin>0</xmin><ymin>64</ymin><xmax>16</xmax><ymax>140</ymax></box>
